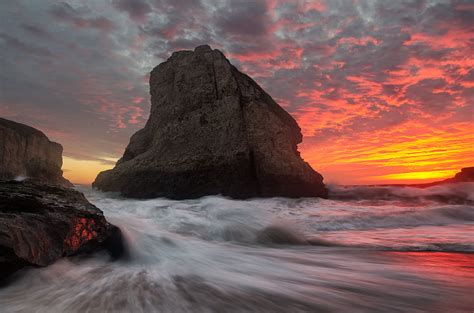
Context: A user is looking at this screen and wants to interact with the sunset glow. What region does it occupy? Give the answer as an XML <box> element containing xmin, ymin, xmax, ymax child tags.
<box><xmin>2</xmin><ymin>2</ymin><xmax>474</xmax><ymax>312</ymax></box>
<box><xmin>1</xmin><ymin>0</ymin><xmax>473</xmax><ymax>185</ymax></box>
<box><xmin>62</xmin><ymin>156</ymin><xmax>118</xmax><ymax>185</ymax></box>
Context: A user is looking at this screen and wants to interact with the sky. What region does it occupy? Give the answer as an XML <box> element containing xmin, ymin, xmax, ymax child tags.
<box><xmin>0</xmin><ymin>0</ymin><xmax>473</xmax><ymax>185</ymax></box>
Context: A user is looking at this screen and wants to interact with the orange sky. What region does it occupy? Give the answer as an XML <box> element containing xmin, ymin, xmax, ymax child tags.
<box><xmin>62</xmin><ymin>120</ymin><xmax>473</xmax><ymax>185</ymax></box>
<box><xmin>2</xmin><ymin>0</ymin><xmax>473</xmax><ymax>186</ymax></box>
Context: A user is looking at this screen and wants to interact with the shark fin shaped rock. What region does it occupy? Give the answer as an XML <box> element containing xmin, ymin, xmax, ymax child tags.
<box><xmin>93</xmin><ymin>45</ymin><xmax>327</xmax><ymax>199</ymax></box>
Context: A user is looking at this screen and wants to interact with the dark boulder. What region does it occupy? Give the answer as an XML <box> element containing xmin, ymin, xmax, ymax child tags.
<box><xmin>93</xmin><ymin>45</ymin><xmax>327</xmax><ymax>199</ymax></box>
<box><xmin>0</xmin><ymin>117</ymin><xmax>72</xmax><ymax>187</ymax></box>
<box><xmin>0</xmin><ymin>180</ymin><xmax>125</xmax><ymax>282</ymax></box>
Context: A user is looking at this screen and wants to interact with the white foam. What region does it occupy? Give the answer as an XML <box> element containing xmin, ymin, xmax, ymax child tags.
<box><xmin>13</xmin><ymin>175</ymin><xmax>28</xmax><ymax>181</ymax></box>
<box><xmin>1</xmin><ymin>185</ymin><xmax>472</xmax><ymax>312</ymax></box>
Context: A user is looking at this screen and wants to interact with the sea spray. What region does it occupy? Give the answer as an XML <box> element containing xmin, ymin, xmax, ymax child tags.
<box><xmin>0</xmin><ymin>184</ymin><xmax>472</xmax><ymax>312</ymax></box>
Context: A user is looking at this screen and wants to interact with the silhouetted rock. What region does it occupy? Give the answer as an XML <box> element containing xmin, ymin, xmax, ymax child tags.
<box><xmin>0</xmin><ymin>180</ymin><xmax>126</xmax><ymax>282</ymax></box>
<box><xmin>93</xmin><ymin>45</ymin><xmax>327</xmax><ymax>199</ymax></box>
<box><xmin>443</xmin><ymin>167</ymin><xmax>474</xmax><ymax>183</ymax></box>
<box><xmin>397</xmin><ymin>167</ymin><xmax>474</xmax><ymax>188</ymax></box>
<box><xmin>0</xmin><ymin>118</ymin><xmax>72</xmax><ymax>187</ymax></box>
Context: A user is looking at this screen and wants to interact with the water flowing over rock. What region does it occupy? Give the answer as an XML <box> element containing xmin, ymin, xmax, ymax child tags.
<box><xmin>93</xmin><ymin>45</ymin><xmax>327</xmax><ymax>199</ymax></box>
<box><xmin>0</xmin><ymin>118</ymin><xmax>71</xmax><ymax>186</ymax></box>
<box><xmin>0</xmin><ymin>180</ymin><xmax>125</xmax><ymax>281</ymax></box>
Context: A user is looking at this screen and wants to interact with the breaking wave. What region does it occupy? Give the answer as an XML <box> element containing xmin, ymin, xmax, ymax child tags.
<box><xmin>328</xmin><ymin>182</ymin><xmax>474</xmax><ymax>205</ymax></box>
<box><xmin>0</xmin><ymin>183</ymin><xmax>472</xmax><ymax>312</ymax></box>
<box><xmin>73</xmin><ymin>183</ymin><xmax>474</xmax><ymax>252</ymax></box>
<box><xmin>306</xmin><ymin>205</ymin><xmax>474</xmax><ymax>232</ymax></box>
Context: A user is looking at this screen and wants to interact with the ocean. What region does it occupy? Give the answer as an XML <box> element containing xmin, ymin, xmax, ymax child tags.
<box><xmin>0</xmin><ymin>183</ymin><xmax>473</xmax><ymax>312</ymax></box>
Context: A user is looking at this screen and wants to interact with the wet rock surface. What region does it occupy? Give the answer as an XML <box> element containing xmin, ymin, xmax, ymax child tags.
<box><xmin>0</xmin><ymin>118</ymin><xmax>71</xmax><ymax>187</ymax></box>
<box><xmin>93</xmin><ymin>45</ymin><xmax>327</xmax><ymax>199</ymax></box>
<box><xmin>0</xmin><ymin>180</ymin><xmax>125</xmax><ymax>282</ymax></box>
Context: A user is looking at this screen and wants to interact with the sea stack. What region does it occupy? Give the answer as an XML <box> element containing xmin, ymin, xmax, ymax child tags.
<box><xmin>93</xmin><ymin>45</ymin><xmax>327</xmax><ymax>199</ymax></box>
<box><xmin>0</xmin><ymin>118</ymin><xmax>72</xmax><ymax>186</ymax></box>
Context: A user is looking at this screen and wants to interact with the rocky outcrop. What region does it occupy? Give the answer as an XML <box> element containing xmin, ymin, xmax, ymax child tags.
<box><xmin>443</xmin><ymin>167</ymin><xmax>474</xmax><ymax>184</ymax></box>
<box><xmin>0</xmin><ymin>118</ymin><xmax>72</xmax><ymax>186</ymax></box>
<box><xmin>0</xmin><ymin>180</ymin><xmax>125</xmax><ymax>281</ymax></box>
<box><xmin>395</xmin><ymin>167</ymin><xmax>474</xmax><ymax>188</ymax></box>
<box><xmin>93</xmin><ymin>45</ymin><xmax>327</xmax><ymax>199</ymax></box>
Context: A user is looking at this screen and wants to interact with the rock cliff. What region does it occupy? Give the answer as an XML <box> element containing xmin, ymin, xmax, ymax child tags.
<box><xmin>93</xmin><ymin>45</ymin><xmax>327</xmax><ymax>199</ymax></box>
<box><xmin>0</xmin><ymin>180</ymin><xmax>125</xmax><ymax>282</ymax></box>
<box><xmin>0</xmin><ymin>117</ymin><xmax>71</xmax><ymax>186</ymax></box>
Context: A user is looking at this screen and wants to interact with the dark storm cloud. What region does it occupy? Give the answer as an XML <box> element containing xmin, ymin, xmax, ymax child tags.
<box><xmin>20</xmin><ymin>24</ymin><xmax>52</xmax><ymax>39</ymax></box>
<box><xmin>0</xmin><ymin>0</ymin><xmax>149</xmax><ymax>162</ymax></box>
<box><xmin>404</xmin><ymin>78</ymin><xmax>454</xmax><ymax>111</ymax></box>
<box><xmin>112</xmin><ymin>0</ymin><xmax>152</xmax><ymax>22</ymax></box>
<box><xmin>215</xmin><ymin>0</ymin><xmax>270</xmax><ymax>37</ymax></box>
<box><xmin>50</xmin><ymin>2</ymin><xmax>116</xmax><ymax>31</ymax></box>
<box><xmin>0</xmin><ymin>33</ymin><xmax>54</xmax><ymax>57</ymax></box>
<box><xmin>152</xmin><ymin>0</ymin><xmax>202</xmax><ymax>10</ymax></box>
<box><xmin>138</xmin><ymin>0</ymin><xmax>211</xmax><ymax>59</ymax></box>
<box><xmin>462</xmin><ymin>69</ymin><xmax>474</xmax><ymax>82</ymax></box>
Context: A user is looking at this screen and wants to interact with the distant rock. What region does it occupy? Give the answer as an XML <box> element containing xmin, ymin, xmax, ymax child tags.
<box><xmin>442</xmin><ymin>167</ymin><xmax>474</xmax><ymax>184</ymax></box>
<box><xmin>0</xmin><ymin>180</ymin><xmax>126</xmax><ymax>282</ymax></box>
<box><xmin>0</xmin><ymin>118</ymin><xmax>72</xmax><ymax>187</ymax></box>
<box><xmin>400</xmin><ymin>167</ymin><xmax>474</xmax><ymax>188</ymax></box>
<box><xmin>93</xmin><ymin>45</ymin><xmax>327</xmax><ymax>199</ymax></box>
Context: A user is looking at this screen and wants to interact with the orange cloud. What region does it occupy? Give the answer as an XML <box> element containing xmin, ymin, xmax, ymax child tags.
<box><xmin>6</xmin><ymin>0</ymin><xmax>473</xmax><ymax>187</ymax></box>
<box><xmin>300</xmin><ymin>121</ymin><xmax>473</xmax><ymax>184</ymax></box>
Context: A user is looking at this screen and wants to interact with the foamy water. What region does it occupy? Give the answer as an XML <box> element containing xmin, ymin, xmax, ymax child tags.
<box><xmin>0</xmin><ymin>183</ymin><xmax>473</xmax><ymax>312</ymax></box>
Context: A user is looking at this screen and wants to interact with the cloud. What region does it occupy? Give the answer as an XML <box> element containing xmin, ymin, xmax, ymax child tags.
<box><xmin>20</xmin><ymin>24</ymin><xmax>52</xmax><ymax>39</ymax></box>
<box><xmin>112</xmin><ymin>0</ymin><xmax>152</xmax><ymax>22</ymax></box>
<box><xmin>214</xmin><ymin>0</ymin><xmax>270</xmax><ymax>37</ymax></box>
<box><xmin>0</xmin><ymin>0</ymin><xmax>472</xmax><ymax>184</ymax></box>
<box><xmin>50</xmin><ymin>2</ymin><xmax>116</xmax><ymax>31</ymax></box>
<box><xmin>0</xmin><ymin>33</ymin><xmax>53</xmax><ymax>57</ymax></box>
<box><xmin>63</xmin><ymin>151</ymin><xmax>118</xmax><ymax>166</ymax></box>
<box><xmin>404</xmin><ymin>78</ymin><xmax>454</xmax><ymax>112</ymax></box>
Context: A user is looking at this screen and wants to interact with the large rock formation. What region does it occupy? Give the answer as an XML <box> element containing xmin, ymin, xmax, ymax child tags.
<box><xmin>93</xmin><ymin>45</ymin><xmax>327</xmax><ymax>199</ymax></box>
<box><xmin>0</xmin><ymin>180</ymin><xmax>125</xmax><ymax>281</ymax></box>
<box><xmin>0</xmin><ymin>118</ymin><xmax>72</xmax><ymax>186</ymax></box>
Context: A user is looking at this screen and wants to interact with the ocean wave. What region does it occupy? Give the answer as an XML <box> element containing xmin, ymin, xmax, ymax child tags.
<box><xmin>2</xmin><ymin>187</ymin><xmax>473</xmax><ymax>312</ymax></box>
<box><xmin>308</xmin><ymin>205</ymin><xmax>474</xmax><ymax>231</ymax></box>
<box><xmin>328</xmin><ymin>182</ymin><xmax>474</xmax><ymax>205</ymax></box>
<box><xmin>79</xmin><ymin>187</ymin><xmax>473</xmax><ymax>253</ymax></box>
<box><xmin>380</xmin><ymin>243</ymin><xmax>474</xmax><ymax>252</ymax></box>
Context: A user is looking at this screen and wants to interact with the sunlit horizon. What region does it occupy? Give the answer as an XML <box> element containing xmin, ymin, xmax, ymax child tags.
<box><xmin>3</xmin><ymin>0</ymin><xmax>473</xmax><ymax>186</ymax></box>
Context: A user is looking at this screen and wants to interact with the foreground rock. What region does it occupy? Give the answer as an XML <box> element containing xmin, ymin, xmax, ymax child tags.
<box><xmin>94</xmin><ymin>45</ymin><xmax>327</xmax><ymax>199</ymax></box>
<box><xmin>0</xmin><ymin>180</ymin><xmax>125</xmax><ymax>281</ymax></box>
<box><xmin>0</xmin><ymin>118</ymin><xmax>72</xmax><ymax>186</ymax></box>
